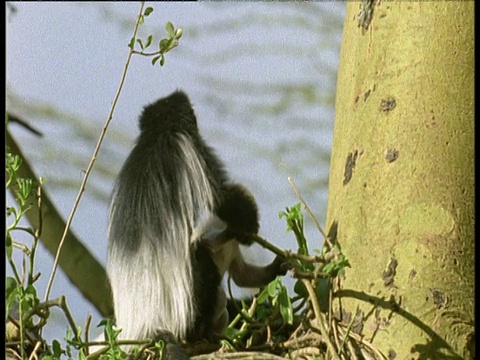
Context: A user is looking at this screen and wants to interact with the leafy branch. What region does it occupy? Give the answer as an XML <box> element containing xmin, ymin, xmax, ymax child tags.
<box><xmin>129</xmin><ymin>7</ymin><xmax>183</xmax><ymax>66</ymax></box>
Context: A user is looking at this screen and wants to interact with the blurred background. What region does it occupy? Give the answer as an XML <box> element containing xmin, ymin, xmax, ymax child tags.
<box><xmin>6</xmin><ymin>2</ymin><xmax>346</xmax><ymax>343</ymax></box>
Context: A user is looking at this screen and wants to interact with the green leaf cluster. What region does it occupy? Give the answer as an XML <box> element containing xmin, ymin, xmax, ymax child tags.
<box><xmin>128</xmin><ymin>7</ymin><xmax>183</xmax><ymax>67</ymax></box>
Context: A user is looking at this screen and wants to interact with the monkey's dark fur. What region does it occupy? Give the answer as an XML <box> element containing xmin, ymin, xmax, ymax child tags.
<box><xmin>107</xmin><ymin>91</ymin><xmax>286</xmax><ymax>359</ymax></box>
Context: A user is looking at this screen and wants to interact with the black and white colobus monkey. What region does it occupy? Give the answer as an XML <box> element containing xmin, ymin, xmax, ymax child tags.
<box><xmin>107</xmin><ymin>91</ymin><xmax>287</xmax><ymax>359</ymax></box>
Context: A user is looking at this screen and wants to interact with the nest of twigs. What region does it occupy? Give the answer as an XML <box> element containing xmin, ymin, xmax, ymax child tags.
<box><xmin>5</xmin><ymin>178</ymin><xmax>386</xmax><ymax>360</ymax></box>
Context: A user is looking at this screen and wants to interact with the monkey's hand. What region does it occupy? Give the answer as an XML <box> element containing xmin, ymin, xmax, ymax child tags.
<box><xmin>217</xmin><ymin>183</ymin><xmax>260</xmax><ymax>245</ymax></box>
<box><xmin>269</xmin><ymin>254</ymin><xmax>292</xmax><ymax>277</ymax></box>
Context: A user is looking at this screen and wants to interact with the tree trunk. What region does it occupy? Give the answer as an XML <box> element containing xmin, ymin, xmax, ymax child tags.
<box><xmin>326</xmin><ymin>2</ymin><xmax>474</xmax><ymax>359</ymax></box>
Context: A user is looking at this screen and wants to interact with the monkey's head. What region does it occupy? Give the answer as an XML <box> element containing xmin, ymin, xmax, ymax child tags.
<box><xmin>139</xmin><ymin>90</ymin><xmax>198</xmax><ymax>136</ymax></box>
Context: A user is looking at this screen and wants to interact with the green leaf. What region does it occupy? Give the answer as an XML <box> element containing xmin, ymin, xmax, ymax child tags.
<box><xmin>160</xmin><ymin>54</ymin><xmax>165</xmax><ymax>66</ymax></box>
<box><xmin>222</xmin><ymin>326</ymin><xmax>241</xmax><ymax>340</ymax></box>
<box><xmin>166</xmin><ymin>37</ymin><xmax>176</xmax><ymax>51</ymax></box>
<box><xmin>24</xmin><ymin>285</ymin><xmax>39</xmax><ymax>308</ymax></box>
<box><xmin>5</xmin><ymin>278</ymin><xmax>19</xmax><ymax>317</ymax></box>
<box><xmin>145</xmin><ymin>34</ymin><xmax>153</xmax><ymax>48</ymax></box>
<box><xmin>256</xmin><ymin>286</ymin><xmax>270</xmax><ymax>303</ymax></box>
<box><xmin>77</xmin><ymin>348</ymin><xmax>87</xmax><ymax>360</ymax></box>
<box><xmin>6</xmin><ymin>153</ymin><xmax>22</xmax><ymax>184</ymax></box>
<box><xmin>144</xmin><ymin>7</ymin><xmax>153</xmax><ymax>16</ymax></box>
<box><xmin>128</xmin><ymin>37</ymin><xmax>135</xmax><ymax>49</ymax></box>
<box><xmin>165</xmin><ymin>21</ymin><xmax>175</xmax><ymax>37</ymax></box>
<box><xmin>136</xmin><ymin>38</ymin><xmax>144</xmax><ymax>51</ymax></box>
<box><xmin>6</xmin><ymin>232</ymin><xmax>13</xmax><ymax>259</ymax></box>
<box><xmin>17</xmin><ymin>178</ymin><xmax>34</xmax><ymax>202</ymax></box>
<box><xmin>139</xmin><ymin>15</ymin><xmax>144</xmax><ymax>25</ymax></box>
<box><xmin>25</xmin><ymin>284</ymin><xmax>38</xmax><ymax>298</ymax></box>
<box><xmin>267</xmin><ymin>280</ymin><xmax>277</xmax><ymax>296</ymax></box>
<box><xmin>52</xmin><ymin>339</ymin><xmax>63</xmax><ymax>358</ymax></box>
<box><xmin>293</xmin><ymin>279</ymin><xmax>307</xmax><ymax>297</ymax></box>
<box><xmin>279</xmin><ymin>203</ymin><xmax>302</xmax><ymax>232</ymax></box>
<box><xmin>256</xmin><ymin>303</ymin><xmax>268</xmax><ymax>319</ymax></box>
<box><xmin>323</xmin><ymin>262</ymin><xmax>335</xmax><ymax>274</ymax></box>
<box><xmin>152</xmin><ymin>55</ymin><xmax>161</xmax><ymax>66</ymax></box>
<box><xmin>97</xmin><ymin>319</ymin><xmax>108</xmax><ymax>327</ymax></box>
<box><xmin>279</xmin><ymin>287</ymin><xmax>293</xmax><ymax>324</ymax></box>
<box><xmin>316</xmin><ymin>278</ymin><xmax>331</xmax><ymax>313</ymax></box>
<box><xmin>159</xmin><ymin>38</ymin><xmax>169</xmax><ymax>52</ymax></box>
<box><xmin>6</xmin><ymin>277</ymin><xmax>17</xmax><ymax>298</ymax></box>
<box><xmin>174</xmin><ymin>28</ymin><xmax>183</xmax><ymax>39</ymax></box>
<box><xmin>6</xmin><ymin>206</ymin><xmax>16</xmax><ymax>218</ymax></box>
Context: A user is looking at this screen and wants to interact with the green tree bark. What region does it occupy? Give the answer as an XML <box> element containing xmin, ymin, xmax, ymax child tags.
<box><xmin>326</xmin><ymin>2</ymin><xmax>474</xmax><ymax>359</ymax></box>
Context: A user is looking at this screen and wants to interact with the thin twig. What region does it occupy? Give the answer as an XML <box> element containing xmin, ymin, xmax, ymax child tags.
<box><xmin>85</xmin><ymin>345</ymin><xmax>110</xmax><ymax>360</ymax></box>
<box><xmin>288</xmin><ymin>177</ymin><xmax>334</xmax><ymax>249</ymax></box>
<box><xmin>250</xmin><ymin>234</ymin><xmax>327</xmax><ymax>264</ymax></box>
<box><xmin>226</xmin><ymin>275</ymin><xmax>255</xmax><ymax>327</ymax></box>
<box><xmin>27</xmin><ymin>341</ymin><xmax>42</xmax><ymax>360</ymax></box>
<box><xmin>43</xmin><ymin>2</ymin><xmax>146</xmax><ymax>302</ymax></box>
<box><xmin>302</xmin><ymin>279</ymin><xmax>341</xmax><ymax>360</ymax></box>
<box><xmin>338</xmin><ymin>326</ymin><xmax>387</xmax><ymax>360</ymax></box>
<box><xmin>85</xmin><ymin>339</ymin><xmax>152</xmax><ymax>360</ymax></box>
<box><xmin>84</xmin><ymin>314</ymin><xmax>92</xmax><ymax>356</ymax></box>
<box><xmin>331</xmin><ymin>319</ymin><xmax>342</xmax><ymax>357</ymax></box>
<box><xmin>248</xmin><ymin>234</ymin><xmax>286</xmax><ymax>258</ymax></box>
<box><xmin>11</xmin><ymin>242</ymin><xmax>31</xmax><ymax>255</ymax></box>
<box><xmin>29</xmin><ymin>181</ymin><xmax>42</xmax><ymax>286</ymax></box>
<box><xmin>338</xmin><ymin>305</ymin><xmax>358</xmax><ymax>356</ymax></box>
<box><xmin>133</xmin><ymin>342</ymin><xmax>153</xmax><ymax>360</ymax></box>
<box><xmin>23</xmin><ymin>296</ymin><xmax>81</xmax><ymax>341</ymax></box>
<box><xmin>131</xmin><ymin>50</ymin><xmax>162</xmax><ymax>56</ymax></box>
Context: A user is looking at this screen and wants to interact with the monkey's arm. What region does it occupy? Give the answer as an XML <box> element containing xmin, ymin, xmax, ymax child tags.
<box><xmin>228</xmin><ymin>252</ymin><xmax>287</xmax><ymax>288</ymax></box>
<box><xmin>216</xmin><ymin>183</ymin><xmax>259</xmax><ymax>244</ymax></box>
<box><xmin>193</xmin><ymin>183</ymin><xmax>259</xmax><ymax>244</ymax></box>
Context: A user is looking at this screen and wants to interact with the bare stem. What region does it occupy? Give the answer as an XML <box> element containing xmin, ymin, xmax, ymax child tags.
<box><xmin>43</xmin><ymin>2</ymin><xmax>146</xmax><ymax>302</ymax></box>
<box><xmin>302</xmin><ymin>279</ymin><xmax>341</xmax><ymax>360</ymax></box>
<box><xmin>288</xmin><ymin>177</ymin><xmax>334</xmax><ymax>249</ymax></box>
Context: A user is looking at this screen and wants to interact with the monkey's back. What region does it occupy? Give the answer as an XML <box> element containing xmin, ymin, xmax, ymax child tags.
<box><xmin>107</xmin><ymin>91</ymin><xmax>228</xmax><ymax>343</ymax></box>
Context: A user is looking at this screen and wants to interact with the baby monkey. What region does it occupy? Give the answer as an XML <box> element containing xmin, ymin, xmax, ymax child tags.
<box><xmin>107</xmin><ymin>91</ymin><xmax>287</xmax><ymax>359</ymax></box>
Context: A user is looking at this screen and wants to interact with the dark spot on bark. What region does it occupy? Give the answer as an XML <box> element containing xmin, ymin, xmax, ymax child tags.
<box><xmin>326</xmin><ymin>221</ymin><xmax>338</xmax><ymax>246</ymax></box>
<box><xmin>364</xmin><ymin>89</ymin><xmax>371</xmax><ymax>102</ymax></box>
<box><xmin>388</xmin><ymin>349</ymin><xmax>397</xmax><ymax>359</ymax></box>
<box><xmin>408</xmin><ymin>269</ymin><xmax>417</xmax><ymax>280</ymax></box>
<box><xmin>382</xmin><ymin>257</ymin><xmax>398</xmax><ymax>287</ymax></box>
<box><xmin>358</xmin><ymin>0</ymin><xmax>376</xmax><ymax>33</ymax></box>
<box><xmin>343</xmin><ymin>150</ymin><xmax>359</xmax><ymax>185</ymax></box>
<box><xmin>385</xmin><ymin>148</ymin><xmax>399</xmax><ymax>163</ymax></box>
<box><xmin>355</xmin><ymin>95</ymin><xmax>360</xmax><ymax>104</ymax></box>
<box><xmin>381</xmin><ymin>97</ymin><xmax>397</xmax><ymax>111</ymax></box>
<box><xmin>337</xmin><ymin>308</ymin><xmax>351</xmax><ymax>324</ymax></box>
<box><xmin>352</xmin><ymin>309</ymin><xmax>365</xmax><ymax>334</ymax></box>
<box><xmin>429</xmin><ymin>288</ymin><xmax>448</xmax><ymax>309</ymax></box>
